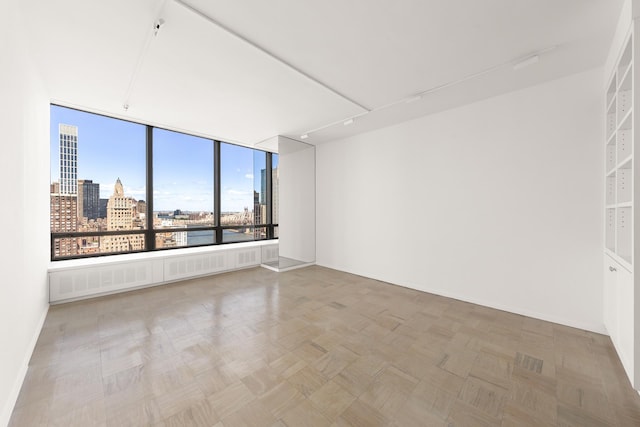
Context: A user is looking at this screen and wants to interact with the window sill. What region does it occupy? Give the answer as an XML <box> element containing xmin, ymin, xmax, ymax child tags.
<box><xmin>48</xmin><ymin>239</ymin><xmax>279</xmax><ymax>272</ymax></box>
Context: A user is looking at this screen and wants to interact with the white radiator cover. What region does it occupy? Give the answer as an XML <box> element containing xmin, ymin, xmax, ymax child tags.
<box><xmin>49</xmin><ymin>243</ymin><xmax>277</xmax><ymax>303</ymax></box>
<box><xmin>261</xmin><ymin>245</ymin><xmax>279</xmax><ymax>263</ymax></box>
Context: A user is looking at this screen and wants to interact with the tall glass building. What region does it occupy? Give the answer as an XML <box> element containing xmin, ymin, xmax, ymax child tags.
<box><xmin>58</xmin><ymin>124</ymin><xmax>78</xmax><ymax>195</ymax></box>
<box><xmin>78</xmin><ymin>179</ymin><xmax>100</xmax><ymax>220</ymax></box>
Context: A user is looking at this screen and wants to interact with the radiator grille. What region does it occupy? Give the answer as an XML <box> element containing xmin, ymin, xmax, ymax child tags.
<box><xmin>49</xmin><ymin>261</ymin><xmax>153</xmax><ymax>302</ymax></box>
<box><xmin>49</xmin><ymin>245</ymin><xmax>277</xmax><ymax>303</ymax></box>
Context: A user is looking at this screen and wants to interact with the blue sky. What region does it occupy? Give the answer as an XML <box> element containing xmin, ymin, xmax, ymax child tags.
<box><xmin>50</xmin><ymin>105</ymin><xmax>274</xmax><ymax>212</ymax></box>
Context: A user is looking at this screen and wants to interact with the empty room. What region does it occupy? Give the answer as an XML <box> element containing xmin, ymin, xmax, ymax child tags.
<box><xmin>3</xmin><ymin>0</ymin><xmax>640</xmax><ymax>426</ymax></box>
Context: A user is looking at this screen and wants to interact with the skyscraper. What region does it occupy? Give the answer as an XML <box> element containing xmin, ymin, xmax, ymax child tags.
<box><xmin>99</xmin><ymin>198</ymin><xmax>108</xmax><ymax>218</ymax></box>
<box><xmin>107</xmin><ymin>178</ymin><xmax>133</xmax><ymax>230</ymax></box>
<box><xmin>50</xmin><ymin>183</ymin><xmax>78</xmax><ymax>257</ymax></box>
<box><xmin>260</xmin><ymin>166</ymin><xmax>279</xmax><ymax>224</ymax></box>
<box><xmin>77</xmin><ymin>179</ymin><xmax>100</xmax><ymax>220</ymax></box>
<box><xmin>261</xmin><ymin>169</ymin><xmax>267</xmax><ymax>205</ymax></box>
<box><xmin>101</xmin><ymin>178</ymin><xmax>144</xmax><ymax>253</ymax></box>
<box><xmin>59</xmin><ymin>124</ymin><xmax>78</xmax><ymax>195</ymax></box>
<box><xmin>50</xmin><ymin>124</ymin><xmax>79</xmax><ymax>258</ymax></box>
<box><xmin>272</xmin><ymin>166</ymin><xmax>279</xmax><ymax>225</ymax></box>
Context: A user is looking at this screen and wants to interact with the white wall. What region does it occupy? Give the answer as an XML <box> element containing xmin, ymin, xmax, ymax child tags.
<box><xmin>0</xmin><ymin>2</ymin><xmax>50</xmax><ymax>426</ymax></box>
<box><xmin>317</xmin><ymin>68</ymin><xmax>605</xmax><ymax>333</ymax></box>
<box><xmin>279</xmin><ymin>137</ymin><xmax>316</xmax><ymax>263</ymax></box>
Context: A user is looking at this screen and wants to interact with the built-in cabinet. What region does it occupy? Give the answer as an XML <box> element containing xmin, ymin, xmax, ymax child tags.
<box><xmin>604</xmin><ymin>254</ymin><xmax>635</xmax><ymax>379</ymax></box>
<box><xmin>604</xmin><ymin>22</ymin><xmax>640</xmax><ymax>390</ymax></box>
<box><xmin>605</xmin><ymin>34</ymin><xmax>634</xmax><ymax>266</ymax></box>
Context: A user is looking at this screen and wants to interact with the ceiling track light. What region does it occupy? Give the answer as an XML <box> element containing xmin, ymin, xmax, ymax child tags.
<box><xmin>297</xmin><ymin>45</ymin><xmax>556</xmax><ymax>140</ymax></box>
<box><xmin>122</xmin><ymin>0</ymin><xmax>168</xmax><ymax>114</ymax></box>
<box><xmin>154</xmin><ymin>18</ymin><xmax>165</xmax><ymax>37</ymax></box>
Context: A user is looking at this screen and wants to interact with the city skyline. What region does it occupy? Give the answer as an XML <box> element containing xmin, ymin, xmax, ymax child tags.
<box><xmin>50</xmin><ymin>105</ymin><xmax>272</xmax><ymax>213</ymax></box>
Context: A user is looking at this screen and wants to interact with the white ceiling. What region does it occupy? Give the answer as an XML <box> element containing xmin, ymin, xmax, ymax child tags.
<box><xmin>21</xmin><ymin>0</ymin><xmax>623</xmax><ymax>147</ymax></box>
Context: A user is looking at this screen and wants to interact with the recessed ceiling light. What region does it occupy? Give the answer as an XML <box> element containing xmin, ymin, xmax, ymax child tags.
<box><xmin>300</xmin><ymin>134</ymin><xmax>309</xmax><ymax>139</ymax></box>
<box><xmin>343</xmin><ymin>118</ymin><xmax>354</xmax><ymax>126</ymax></box>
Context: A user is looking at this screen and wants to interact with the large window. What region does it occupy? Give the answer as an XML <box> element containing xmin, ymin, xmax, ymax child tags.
<box><xmin>49</xmin><ymin>105</ymin><xmax>277</xmax><ymax>260</ymax></box>
<box><xmin>220</xmin><ymin>142</ymin><xmax>257</xmax><ymax>243</ymax></box>
<box><xmin>153</xmin><ymin>128</ymin><xmax>215</xmax><ymax>248</ymax></box>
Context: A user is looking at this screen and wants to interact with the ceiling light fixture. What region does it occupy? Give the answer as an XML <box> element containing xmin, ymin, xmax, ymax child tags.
<box><xmin>300</xmin><ymin>134</ymin><xmax>309</xmax><ymax>140</ymax></box>
<box><xmin>122</xmin><ymin>0</ymin><xmax>168</xmax><ymax>113</ymax></box>
<box><xmin>297</xmin><ymin>45</ymin><xmax>556</xmax><ymax>140</ymax></box>
<box><xmin>154</xmin><ymin>19</ymin><xmax>165</xmax><ymax>37</ymax></box>
<box><xmin>121</xmin><ymin>0</ymin><xmax>168</xmax><ymax>113</ymax></box>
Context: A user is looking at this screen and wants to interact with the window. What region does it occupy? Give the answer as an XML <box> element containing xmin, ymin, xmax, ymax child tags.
<box><xmin>49</xmin><ymin>105</ymin><xmax>278</xmax><ymax>260</ymax></box>
<box><xmin>50</xmin><ymin>106</ymin><xmax>146</xmax><ymax>258</ymax></box>
<box><xmin>153</xmin><ymin>128</ymin><xmax>215</xmax><ymax>248</ymax></box>
<box><xmin>220</xmin><ymin>142</ymin><xmax>255</xmax><ymax>243</ymax></box>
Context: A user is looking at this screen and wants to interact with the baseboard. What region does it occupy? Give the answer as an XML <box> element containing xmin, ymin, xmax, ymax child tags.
<box><xmin>261</xmin><ymin>261</ymin><xmax>315</xmax><ymax>272</ymax></box>
<box><xmin>0</xmin><ymin>305</ymin><xmax>49</xmax><ymax>427</ymax></box>
<box><xmin>418</xmin><ymin>284</ymin><xmax>607</xmax><ymax>335</ymax></box>
<box><xmin>316</xmin><ymin>262</ymin><xmax>607</xmax><ymax>335</ymax></box>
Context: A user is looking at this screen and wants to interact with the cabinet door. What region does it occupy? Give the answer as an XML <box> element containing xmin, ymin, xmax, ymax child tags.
<box><xmin>604</xmin><ymin>255</ymin><xmax>635</xmax><ymax>386</ymax></box>
<box><xmin>617</xmin><ymin>265</ymin><xmax>634</xmax><ymax>380</ymax></box>
<box><xmin>604</xmin><ymin>254</ymin><xmax>619</xmax><ymax>340</ymax></box>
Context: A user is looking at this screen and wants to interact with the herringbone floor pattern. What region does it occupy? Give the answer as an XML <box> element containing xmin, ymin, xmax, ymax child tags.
<box><xmin>9</xmin><ymin>266</ymin><xmax>640</xmax><ymax>426</ymax></box>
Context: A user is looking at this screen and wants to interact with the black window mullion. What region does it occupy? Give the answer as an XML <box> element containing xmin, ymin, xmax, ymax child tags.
<box><xmin>145</xmin><ymin>125</ymin><xmax>155</xmax><ymax>251</ymax></box>
<box><xmin>266</xmin><ymin>151</ymin><xmax>273</xmax><ymax>239</ymax></box>
<box><xmin>214</xmin><ymin>140</ymin><xmax>222</xmax><ymax>244</ymax></box>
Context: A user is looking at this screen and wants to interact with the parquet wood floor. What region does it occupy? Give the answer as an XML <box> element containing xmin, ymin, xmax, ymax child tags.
<box><xmin>9</xmin><ymin>266</ymin><xmax>640</xmax><ymax>426</ymax></box>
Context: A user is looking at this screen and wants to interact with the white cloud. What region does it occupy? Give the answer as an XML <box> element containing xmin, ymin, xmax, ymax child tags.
<box><xmin>124</xmin><ymin>186</ymin><xmax>146</xmax><ymax>196</ymax></box>
<box><xmin>245</xmin><ymin>173</ymin><xmax>254</xmax><ymax>179</ymax></box>
<box><xmin>227</xmin><ymin>189</ymin><xmax>252</xmax><ymax>196</ymax></box>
